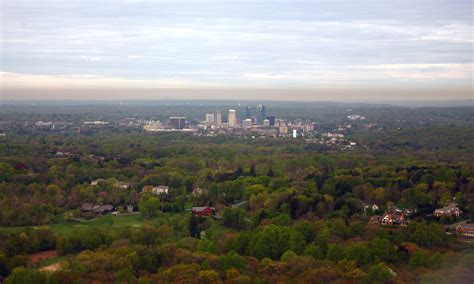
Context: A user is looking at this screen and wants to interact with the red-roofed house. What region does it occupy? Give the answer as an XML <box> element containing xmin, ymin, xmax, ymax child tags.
<box><xmin>192</xmin><ymin>206</ymin><xmax>216</xmax><ymax>217</ymax></box>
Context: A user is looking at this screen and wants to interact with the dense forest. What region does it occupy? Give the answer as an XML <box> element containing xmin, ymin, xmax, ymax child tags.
<box><xmin>0</xmin><ymin>104</ymin><xmax>473</xmax><ymax>283</ymax></box>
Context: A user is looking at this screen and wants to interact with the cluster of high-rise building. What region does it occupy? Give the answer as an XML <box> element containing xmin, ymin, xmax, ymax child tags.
<box><xmin>204</xmin><ymin>104</ymin><xmax>275</xmax><ymax>128</ymax></box>
<box><xmin>142</xmin><ymin>104</ymin><xmax>317</xmax><ymax>138</ymax></box>
<box><xmin>200</xmin><ymin>104</ymin><xmax>316</xmax><ymax>137</ymax></box>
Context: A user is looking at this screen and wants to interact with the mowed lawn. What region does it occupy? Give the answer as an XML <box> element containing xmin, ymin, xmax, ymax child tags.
<box><xmin>0</xmin><ymin>214</ymin><xmax>144</xmax><ymax>235</ymax></box>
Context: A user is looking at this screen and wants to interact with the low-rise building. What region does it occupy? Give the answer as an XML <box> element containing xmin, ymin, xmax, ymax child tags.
<box><xmin>434</xmin><ymin>203</ymin><xmax>462</xmax><ymax>217</ymax></box>
<box><xmin>192</xmin><ymin>206</ymin><xmax>216</xmax><ymax>217</ymax></box>
<box><xmin>381</xmin><ymin>212</ymin><xmax>406</xmax><ymax>226</ymax></box>
<box><xmin>93</xmin><ymin>204</ymin><xmax>114</xmax><ymax>214</ymax></box>
<box><xmin>455</xmin><ymin>224</ymin><xmax>474</xmax><ymax>240</ymax></box>
<box><xmin>80</xmin><ymin>203</ymin><xmax>114</xmax><ymax>215</ymax></box>
<box><xmin>242</xmin><ymin>119</ymin><xmax>252</xmax><ymax>129</ymax></box>
<box><xmin>147</xmin><ymin>185</ymin><xmax>169</xmax><ymax>195</ymax></box>
<box><xmin>80</xmin><ymin>203</ymin><xmax>94</xmax><ymax>212</ymax></box>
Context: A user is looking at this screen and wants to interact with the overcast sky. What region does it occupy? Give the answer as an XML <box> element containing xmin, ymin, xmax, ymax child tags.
<box><xmin>0</xmin><ymin>0</ymin><xmax>472</xmax><ymax>101</ymax></box>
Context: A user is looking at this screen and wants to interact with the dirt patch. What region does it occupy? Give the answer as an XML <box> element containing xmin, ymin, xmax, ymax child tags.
<box><xmin>29</xmin><ymin>250</ymin><xmax>58</xmax><ymax>264</ymax></box>
<box><xmin>40</xmin><ymin>263</ymin><xmax>61</xmax><ymax>272</ymax></box>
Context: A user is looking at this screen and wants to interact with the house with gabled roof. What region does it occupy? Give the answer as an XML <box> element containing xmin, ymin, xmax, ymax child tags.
<box><xmin>455</xmin><ymin>224</ymin><xmax>474</xmax><ymax>240</ymax></box>
<box><xmin>434</xmin><ymin>203</ymin><xmax>462</xmax><ymax>217</ymax></box>
<box><xmin>192</xmin><ymin>206</ymin><xmax>216</xmax><ymax>217</ymax></box>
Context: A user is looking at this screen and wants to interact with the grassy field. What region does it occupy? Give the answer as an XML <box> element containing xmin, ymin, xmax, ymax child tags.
<box><xmin>37</xmin><ymin>255</ymin><xmax>67</xmax><ymax>267</ymax></box>
<box><xmin>0</xmin><ymin>214</ymin><xmax>144</xmax><ymax>235</ymax></box>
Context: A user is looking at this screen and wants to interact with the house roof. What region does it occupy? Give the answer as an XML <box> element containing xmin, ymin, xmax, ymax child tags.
<box><xmin>93</xmin><ymin>204</ymin><xmax>113</xmax><ymax>213</ymax></box>
<box><xmin>436</xmin><ymin>203</ymin><xmax>461</xmax><ymax>211</ymax></box>
<box><xmin>80</xmin><ymin>203</ymin><xmax>94</xmax><ymax>211</ymax></box>
<box><xmin>192</xmin><ymin>207</ymin><xmax>215</xmax><ymax>212</ymax></box>
<box><xmin>456</xmin><ymin>224</ymin><xmax>474</xmax><ymax>231</ymax></box>
<box><xmin>81</xmin><ymin>203</ymin><xmax>113</xmax><ymax>212</ymax></box>
<box><xmin>153</xmin><ymin>185</ymin><xmax>169</xmax><ymax>189</ymax></box>
<box><xmin>383</xmin><ymin>212</ymin><xmax>405</xmax><ymax>220</ymax></box>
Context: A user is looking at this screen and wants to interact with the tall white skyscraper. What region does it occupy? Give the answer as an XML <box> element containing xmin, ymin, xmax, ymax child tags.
<box><xmin>215</xmin><ymin>111</ymin><xmax>222</xmax><ymax>125</ymax></box>
<box><xmin>263</xmin><ymin>119</ymin><xmax>270</xmax><ymax>127</ymax></box>
<box><xmin>243</xmin><ymin>119</ymin><xmax>252</xmax><ymax>128</ymax></box>
<box><xmin>205</xmin><ymin>113</ymin><xmax>214</xmax><ymax>124</ymax></box>
<box><xmin>228</xmin><ymin>109</ymin><xmax>237</xmax><ymax>127</ymax></box>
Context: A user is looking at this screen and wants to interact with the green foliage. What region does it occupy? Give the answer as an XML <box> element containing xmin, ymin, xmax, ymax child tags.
<box><xmin>139</xmin><ymin>196</ymin><xmax>161</xmax><ymax>219</ymax></box>
<box><xmin>327</xmin><ymin>243</ymin><xmax>345</xmax><ymax>262</ymax></box>
<box><xmin>196</xmin><ymin>238</ymin><xmax>219</xmax><ymax>254</ymax></box>
<box><xmin>280</xmin><ymin>250</ymin><xmax>297</xmax><ymax>262</ymax></box>
<box><xmin>271</xmin><ymin>214</ymin><xmax>292</xmax><ymax>226</ymax></box>
<box><xmin>368</xmin><ymin>238</ymin><xmax>395</xmax><ymax>263</ymax></box>
<box><xmin>0</xmin><ymin>107</ymin><xmax>472</xmax><ymax>283</ymax></box>
<box><xmin>223</xmin><ymin>208</ymin><xmax>246</xmax><ymax>230</ymax></box>
<box><xmin>218</xmin><ymin>251</ymin><xmax>245</xmax><ymax>271</ymax></box>
<box><xmin>5</xmin><ymin>267</ymin><xmax>48</xmax><ymax>284</ymax></box>
<box><xmin>410</xmin><ymin>221</ymin><xmax>446</xmax><ymax>249</ymax></box>
<box><xmin>409</xmin><ymin>251</ymin><xmax>444</xmax><ymax>269</ymax></box>
<box><xmin>294</xmin><ymin>221</ymin><xmax>316</xmax><ymax>243</ymax></box>
<box><xmin>363</xmin><ymin>263</ymin><xmax>393</xmax><ymax>284</ymax></box>
<box><xmin>303</xmin><ymin>244</ymin><xmax>323</xmax><ymax>259</ymax></box>
<box><xmin>346</xmin><ymin>243</ymin><xmax>373</xmax><ymax>267</ymax></box>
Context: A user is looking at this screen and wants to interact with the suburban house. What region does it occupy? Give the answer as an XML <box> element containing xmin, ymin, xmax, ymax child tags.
<box><xmin>192</xmin><ymin>206</ymin><xmax>216</xmax><ymax>217</ymax></box>
<box><xmin>151</xmin><ymin>185</ymin><xmax>169</xmax><ymax>194</ymax></box>
<box><xmin>455</xmin><ymin>224</ymin><xmax>474</xmax><ymax>240</ymax></box>
<box><xmin>80</xmin><ymin>203</ymin><xmax>114</xmax><ymax>215</ymax></box>
<box><xmin>381</xmin><ymin>212</ymin><xmax>406</xmax><ymax>226</ymax></box>
<box><xmin>80</xmin><ymin>203</ymin><xmax>94</xmax><ymax>212</ymax></box>
<box><xmin>434</xmin><ymin>203</ymin><xmax>462</xmax><ymax>217</ymax></box>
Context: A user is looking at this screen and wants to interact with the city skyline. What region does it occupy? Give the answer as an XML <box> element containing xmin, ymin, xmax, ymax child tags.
<box><xmin>1</xmin><ymin>0</ymin><xmax>472</xmax><ymax>101</ymax></box>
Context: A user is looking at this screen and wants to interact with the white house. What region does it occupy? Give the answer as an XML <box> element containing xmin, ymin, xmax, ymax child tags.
<box><xmin>150</xmin><ymin>185</ymin><xmax>169</xmax><ymax>195</ymax></box>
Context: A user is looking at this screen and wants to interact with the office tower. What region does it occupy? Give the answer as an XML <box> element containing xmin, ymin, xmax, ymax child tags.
<box><xmin>266</xmin><ymin>116</ymin><xmax>276</xmax><ymax>126</ymax></box>
<box><xmin>228</xmin><ymin>109</ymin><xmax>237</xmax><ymax>127</ymax></box>
<box><xmin>257</xmin><ymin>104</ymin><xmax>266</xmax><ymax>125</ymax></box>
<box><xmin>263</xmin><ymin>119</ymin><xmax>270</xmax><ymax>127</ymax></box>
<box><xmin>215</xmin><ymin>110</ymin><xmax>222</xmax><ymax>125</ymax></box>
<box><xmin>205</xmin><ymin>113</ymin><xmax>214</xmax><ymax>124</ymax></box>
<box><xmin>169</xmin><ymin>117</ymin><xmax>186</xmax><ymax>129</ymax></box>
<box><xmin>243</xmin><ymin>119</ymin><xmax>252</xmax><ymax>128</ymax></box>
<box><xmin>279</xmin><ymin>125</ymin><xmax>288</xmax><ymax>135</ymax></box>
<box><xmin>245</xmin><ymin>106</ymin><xmax>252</xmax><ymax>119</ymax></box>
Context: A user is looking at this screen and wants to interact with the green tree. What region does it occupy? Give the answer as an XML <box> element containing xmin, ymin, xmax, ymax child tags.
<box><xmin>363</xmin><ymin>263</ymin><xmax>392</xmax><ymax>284</ymax></box>
<box><xmin>267</xmin><ymin>167</ymin><xmax>275</xmax><ymax>177</ymax></box>
<box><xmin>327</xmin><ymin>243</ymin><xmax>345</xmax><ymax>262</ymax></box>
<box><xmin>189</xmin><ymin>213</ymin><xmax>199</xmax><ymax>238</ymax></box>
<box><xmin>5</xmin><ymin>267</ymin><xmax>47</xmax><ymax>284</ymax></box>
<box><xmin>139</xmin><ymin>196</ymin><xmax>161</xmax><ymax>218</ymax></box>
<box><xmin>346</xmin><ymin>243</ymin><xmax>372</xmax><ymax>267</ymax></box>
<box><xmin>280</xmin><ymin>250</ymin><xmax>297</xmax><ymax>262</ymax></box>
<box><xmin>222</xmin><ymin>208</ymin><xmax>246</xmax><ymax>230</ymax></box>
<box><xmin>249</xmin><ymin>164</ymin><xmax>256</xmax><ymax>177</ymax></box>
<box><xmin>368</xmin><ymin>238</ymin><xmax>395</xmax><ymax>263</ymax></box>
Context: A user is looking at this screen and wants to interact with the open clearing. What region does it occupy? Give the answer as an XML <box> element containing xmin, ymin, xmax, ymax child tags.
<box><xmin>40</xmin><ymin>263</ymin><xmax>61</xmax><ymax>272</ymax></box>
<box><xmin>0</xmin><ymin>214</ymin><xmax>144</xmax><ymax>235</ymax></box>
<box><xmin>29</xmin><ymin>250</ymin><xmax>58</xmax><ymax>264</ymax></box>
